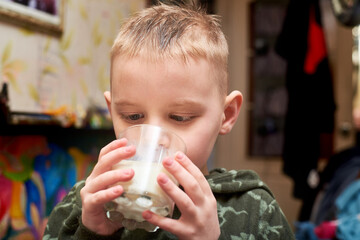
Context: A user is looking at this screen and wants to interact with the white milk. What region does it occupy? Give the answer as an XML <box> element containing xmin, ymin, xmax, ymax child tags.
<box><xmin>105</xmin><ymin>160</ymin><xmax>178</xmax><ymax>231</ymax></box>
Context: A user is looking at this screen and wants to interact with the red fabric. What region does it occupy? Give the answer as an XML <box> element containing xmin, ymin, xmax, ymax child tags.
<box><xmin>304</xmin><ymin>6</ymin><xmax>327</xmax><ymax>74</ymax></box>
<box><xmin>314</xmin><ymin>221</ymin><xmax>337</xmax><ymax>239</ymax></box>
<box><xmin>0</xmin><ymin>175</ymin><xmax>12</xmax><ymax>220</ymax></box>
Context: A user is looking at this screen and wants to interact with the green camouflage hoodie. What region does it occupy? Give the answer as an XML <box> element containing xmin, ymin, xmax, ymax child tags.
<box><xmin>43</xmin><ymin>168</ymin><xmax>295</xmax><ymax>240</ymax></box>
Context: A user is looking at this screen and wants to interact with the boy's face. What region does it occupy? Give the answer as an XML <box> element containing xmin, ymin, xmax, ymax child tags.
<box><xmin>106</xmin><ymin>56</ymin><xmax>226</xmax><ymax>174</ymax></box>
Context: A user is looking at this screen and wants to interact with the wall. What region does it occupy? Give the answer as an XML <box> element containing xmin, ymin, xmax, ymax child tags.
<box><xmin>0</xmin><ymin>1</ymin><xmax>146</xmax><ymax>239</ymax></box>
<box><xmin>0</xmin><ymin>0</ymin><xmax>145</xmax><ymax>124</ymax></box>
<box><xmin>215</xmin><ymin>0</ymin><xmax>354</xmax><ymax>230</ymax></box>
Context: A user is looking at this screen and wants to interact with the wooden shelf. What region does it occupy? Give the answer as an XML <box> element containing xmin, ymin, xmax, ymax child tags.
<box><xmin>0</xmin><ymin>123</ymin><xmax>113</xmax><ymax>136</ymax></box>
<box><xmin>0</xmin><ymin>124</ymin><xmax>116</xmax><ymax>152</ymax></box>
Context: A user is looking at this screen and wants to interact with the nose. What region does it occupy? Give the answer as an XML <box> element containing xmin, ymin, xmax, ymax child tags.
<box><xmin>139</xmin><ymin>122</ymin><xmax>171</xmax><ymax>149</ymax></box>
<box><xmin>141</xmin><ymin>117</ymin><xmax>185</xmax><ymax>152</ymax></box>
<box><xmin>143</xmin><ymin>117</ymin><xmax>172</xmax><ymax>137</ymax></box>
<box><xmin>143</xmin><ymin>116</ymin><xmax>163</xmax><ymax>129</ymax></box>
<box><xmin>157</xmin><ymin>132</ymin><xmax>171</xmax><ymax>149</ymax></box>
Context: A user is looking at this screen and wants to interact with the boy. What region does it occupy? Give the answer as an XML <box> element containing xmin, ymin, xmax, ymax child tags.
<box><xmin>44</xmin><ymin>3</ymin><xmax>295</xmax><ymax>240</ymax></box>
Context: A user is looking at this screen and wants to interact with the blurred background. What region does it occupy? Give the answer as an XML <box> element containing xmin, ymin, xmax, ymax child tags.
<box><xmin>1</xmin><ymin>0</ymin><xmax>359</xmax><ymax>239</ymax></box>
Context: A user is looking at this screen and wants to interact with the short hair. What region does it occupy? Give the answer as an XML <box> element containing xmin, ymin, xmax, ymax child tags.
<box><xmin>111</xmin><ymin>2</ymin><xmax>229</xmax><ymax>95</ymax></box>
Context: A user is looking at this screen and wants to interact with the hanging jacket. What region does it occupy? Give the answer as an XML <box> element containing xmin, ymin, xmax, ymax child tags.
<box><xmin>275</xmin><ymin>0</ymin><xmax>336</xmax><ymax>200</ymax></box>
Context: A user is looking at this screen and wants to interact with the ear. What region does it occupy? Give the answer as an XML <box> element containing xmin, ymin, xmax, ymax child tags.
<box><xmin>104</xmin><ymin>91</ymin><xmax>112</xmax><ymax>118</ymax></box>
<box><xmin>219</xmin><ymin>90</ymin><xmax>243</xmax><ymax>135</ymax></box>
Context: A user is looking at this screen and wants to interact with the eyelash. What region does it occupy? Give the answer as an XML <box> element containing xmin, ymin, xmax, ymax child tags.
<box><xmin>121</xmin><ymin>113</ymin><xmax>144</xmax><ymax>122</ymax></box>
<box><xmin>120</xmin><ymin>113</ymin><xmax>195</xmax><ymax>123</ymax></box>
<box><xmin>169</xmin><ymin>115</ymin><xmax>194</xmax><ymax>122</ymax></box>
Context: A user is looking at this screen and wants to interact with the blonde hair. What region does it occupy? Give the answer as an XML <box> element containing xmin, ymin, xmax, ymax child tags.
<box><xmin>111</xmin><ymin>3</ymin><xmax>229</xmax><ymax>95</ymax></box>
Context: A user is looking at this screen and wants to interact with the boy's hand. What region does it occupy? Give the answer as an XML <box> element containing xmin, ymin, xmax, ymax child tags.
<box><xmin>80</xmin><ymin>138</ymin><xmax>135</xmax><ymax>235</ymax></box>
<box><xmin>142</xmin><ymin>152</ymin><xmax>220</xmax><ymax>240</ymax></box>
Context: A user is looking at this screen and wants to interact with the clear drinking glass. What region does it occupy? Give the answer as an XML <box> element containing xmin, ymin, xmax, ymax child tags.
<box><xmin>104</xmin><ymin>124</ymin><xmax>186</xmax><ymax>232</ymax></box>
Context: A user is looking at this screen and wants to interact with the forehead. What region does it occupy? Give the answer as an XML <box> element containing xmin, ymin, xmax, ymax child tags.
<box><xmin>111</xmin><ymin>56</ymin><xmax>225</xmax><ymax>99</ymax></box>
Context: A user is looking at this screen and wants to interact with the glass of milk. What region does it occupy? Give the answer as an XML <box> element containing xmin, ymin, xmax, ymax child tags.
<box><xmin>104</xmin><ymin>124</ymin><xmax>186</xmax><ymax>232</ymax></box>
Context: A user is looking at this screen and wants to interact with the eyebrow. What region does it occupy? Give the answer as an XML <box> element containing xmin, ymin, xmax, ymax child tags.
<box><xmin>113</xmin><ymin>100</ymin><xmax>137</xmax><ymax>107</ymax></box>
<box><xmin>168</xmin><ymin>99</ymin><xmax>205</xmax><ymax>109</ymax></box>
<box><xmin>113</xmin><ymin>98</ymin><xmax>204</xmax><ymax>109</ymax></box>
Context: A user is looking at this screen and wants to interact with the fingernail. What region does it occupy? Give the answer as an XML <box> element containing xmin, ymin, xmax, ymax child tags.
<box><xmin>125</xmin><ymin>145</ymin><xmax>135</xmax><ymax>152</ymax></box>
<box><xmin>123</xmin><ymin>169</ymin><xmax>133</xmax><ymax>176</ymax></box>
<box><xmin>113</xmin><ymin>185</ymin><xmax>123</xmax><ymax>194</ymax></box>
<box><xmin>158</xmin><ymin>173</ymin><xmax>169</xmax><ymax>184</ymax></box>
<box><xmin>164</xmin><ymin>157</ymin><xmax>173</xmax><ymax>166</ymax></box>
<box><xmin>175</xmin><ymin>152</ymin><xmax>184</xmax><ymax>160</ymax></box>
<box><xmin>143</xmin><ymin>210</ymin><xmax>152</xmax><ymax>220</ymax></box>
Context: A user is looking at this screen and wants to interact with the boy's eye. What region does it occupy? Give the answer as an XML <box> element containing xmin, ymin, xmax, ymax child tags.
<box><xmin>121</xmin><ymin>113</ymin><xmax>144</xmax><ymax>121</ymax></box>
<box><xmin>169</xmin><ymin>114</ymin><xmax>193</xmax><ymax>122</ymax></box>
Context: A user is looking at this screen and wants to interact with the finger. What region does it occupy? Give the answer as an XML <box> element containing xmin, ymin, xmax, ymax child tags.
<box><xmin>87</xmin><ymin>138</ymin><xmax>128</xmax><ymax>179</ymax></box>
<box><xmin>162</xmin><ymin>156</ymin><xmax>205</xmax><ymax>205</ymax></box>
<box><xmin>98</xmin><ymin>138</ymin><xmax>128</xmax><ymax>159</ymax></box>
<box><xmin>85</xmin><ymin>168</ymin><xmax>134</xmax><ymax>193</ymax></box>
<box><xmin>174</xmin><ymin>152</ymin><xmax>213</xmax><ymax>196</ymax></box>
<box><xmin>142</xmin><ymin>210</ymin><xmax>182</xmax><ymax>235</ymax></box>
<box><xmin>90</xmin><ymin>144</ymin><xmax>136</xmax><ymax>179</ymax></box>
<box><xmin>82</xmin><ymin>184</ymin><xmax>125</xmax><ymax>208</ymax></box>
<box><xmin>157</xmin><ymin>172</ymin><xmax>196</xmax><ymax>215</ymax></box>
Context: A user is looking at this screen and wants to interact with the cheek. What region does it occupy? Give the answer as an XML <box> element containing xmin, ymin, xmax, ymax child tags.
<box><xmin>109</xmin><ymin>116</ymin><xmax>130</xmax><ymax>139</ymax></box>
<box><xmin>110</xmin><ymin>117</ymin><xmax>121</xmax><ymax>138</ymax></box>
<box><xmin>181</xmin><ymin>125</ymin><xmax>220</xmax><ymax>169</ymax></box>
<box><xmin>185</xmin><ymin>141</ymin><xmax>213</xmax><ymax>169</ymax></box>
